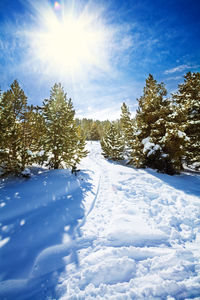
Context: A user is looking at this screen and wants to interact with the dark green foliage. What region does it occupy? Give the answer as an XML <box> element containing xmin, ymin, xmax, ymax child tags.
<box><xmin>120</xmin><ymin>102</ymin><xmax>134</xmax><ymax>140</ymax></box>
<box><xmin>101</xmin><ymin>123</ymin><xmax>124</xmax><ymax>161</ymax></box>
<box><xmin>120</xmin><ymin>102</ymin><xmax>136</xmax><ymax>163</ymax></box>
<box><xmin>172</xmin><ymin>72</ymin><xmax>200</xmax><ymax>167</ymax></box>
<box><xmin>120</xmin><ymin>102</ymin><xmax>134</xmax><ymax>149</ymax></box>
<box><xmin>0</xmin><ymin>80</ymin><xmax>30</xmax><ymax>174</ymax></box>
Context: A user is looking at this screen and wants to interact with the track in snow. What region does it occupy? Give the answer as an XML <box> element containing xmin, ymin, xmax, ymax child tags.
<box><xmin>57</xmin><ymin>141</ymin><xmax>200</xmax><ymax>300</ymax></box>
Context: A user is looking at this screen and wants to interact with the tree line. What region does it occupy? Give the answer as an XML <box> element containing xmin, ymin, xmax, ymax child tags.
<box><xmin>76</xmin><ymin>118</ymin><xmax>110</xmax><ymax>141</ymax></box>
<box><xmin>1</xmin><ymin>72</ymin><xmax>199</xmax><ymax>176</ymax></box>
<box><xmin>101</xmin><ymin>72</ymin><xmax>200</xmax><ymax>175</ymax></box>
<box><xmin>0</xmin><ymin>81</ymin><xmax>88</xmax><ymax>176</ymax></box>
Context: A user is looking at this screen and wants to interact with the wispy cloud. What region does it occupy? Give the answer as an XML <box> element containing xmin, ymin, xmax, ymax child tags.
<box><xmin>164</xmin><ymin>64</ymin><xmax>191</xmax><ymax>74</ymax></box>
<box><xmin>165</xmin><ymin>75</ymin><xmax>183</xmax><ymax>81</ymax></box>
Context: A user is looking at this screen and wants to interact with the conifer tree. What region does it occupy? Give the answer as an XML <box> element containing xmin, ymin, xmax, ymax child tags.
<box><xmin>71</xmin><ymin>125</ymin><xmax>88</xmax><ymax>167</ymax></box>
<box><xmin>120</xmin><ymin>102</ymin><xmax>136</xmax><ymax>163</ymax></box>
<box><xmin>0</xmin><ymin>80</ymin><xmax>32</xmax><ymax>174</ymax></box>
<box><xmin>101</xmin><ymin>123</ymin><xmax>124</xmax><ymax>161</ymax></box>
<box><xmin>42</xmin><ymin>83</ymin><xmax>87</xmax><ymax>169</ymax></box>
<box><xmin>132</xmin><ymin>74</ymin><xmax>167</xmax><ymax>170</ymax></box>
<box><xmin>172</xmin><ymin>72</ymin><xmax>200</xmax><ymax>167</ymax></box>
<box><xmin>120</xmin><ymin>103</ymin><xmax>133</xmax><ymax>140</ymax></box>
<box><xmin>133</xmin><ymin>74</ymin><xmax>186</xmax><ymax>174</ymax></box>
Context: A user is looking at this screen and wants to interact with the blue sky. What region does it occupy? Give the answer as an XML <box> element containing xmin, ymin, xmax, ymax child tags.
<box><xmin>0</xmin><ymin>0</ymin><xmax>200</xmax><ymax>120</ymax></box>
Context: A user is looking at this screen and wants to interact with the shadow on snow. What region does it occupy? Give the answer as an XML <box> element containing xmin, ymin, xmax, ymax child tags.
<box><xmin>0</xmin><ymin>169</ymin><xmax>93</xmax><ymax>299</ymax></box>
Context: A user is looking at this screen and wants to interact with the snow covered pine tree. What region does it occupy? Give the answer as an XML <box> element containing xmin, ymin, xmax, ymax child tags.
<box><xmin>101</xmin><ymin>122</ymin><xmax>124</xmax><ymax>161</ymax></box>
<box><xmin>120</xmin><ymin>103</ymin><xmax>135</xmax><ymax>162</ymax></box>
<box><xmin>172</xmin><ymin>72</ymin><xmax>200</xmax><ymax>169</ymax></box>
<box><xmin>133</xmin><ymin>74</ymin><xmax>187</xmax><ymax>174</ymax></box>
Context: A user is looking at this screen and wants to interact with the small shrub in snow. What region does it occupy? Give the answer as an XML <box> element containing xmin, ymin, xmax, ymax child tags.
<box><xmin>21</xmin><ymin>168</ymin><xmax>31</xmax><ymax>178</ymax></box>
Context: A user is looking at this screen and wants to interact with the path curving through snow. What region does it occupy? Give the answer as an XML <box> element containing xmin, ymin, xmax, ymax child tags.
<box><xmin>56</xmin><ymin>141</ymin><xmax>200</xmax><ymax>300</ymax></box>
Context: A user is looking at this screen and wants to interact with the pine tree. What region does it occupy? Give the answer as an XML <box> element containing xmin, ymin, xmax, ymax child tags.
<box><xmin>157</xmin><ymin>101</ymin><xmax>187</xmax><ymax>174</ymax></box>
<box><xmin>133</xmin><ymin>74</ymin><xmax>186</xmax><ymax>174</ymax></box>
<box><xmin>42</xmin><ymin>83</ymin><xmax>88</xmax><ymax>169</ymax></box>
<box><xmin>0</xmin><ymin>80</ymin><xmax>32</xmax><ymax>174</ymax></box>
<box><xmin>101</xmin><ymin>123</ymin><xmax>124</xmax><ymax>161</ymax></box>
<box><xmin>132</xmin><ymin>74</ymin><xmax>167</xmax><ymax>170</ymax></box>
<box><xmin>120</xmin><ymin>103</ymin><xmax>133</xmax><ymax>140</ymax></box>
<box><xmin>128</xmin><ymin>121</ymin><xmax>144</xmax><ymax>168</ymax></box>
<box><xmin>71</xmin><ymin>125</ymin><xmax>88</xmax><ymax>167</ymax></box>
<box><xmin>120</xmin><ymin>102</ymin><xmax>135</xmax><ymax>163</ymax></box>
<box><xmin>172</xmin><ymin>72</ymin><xmax>200</xmax><ymax>168</ymax></box>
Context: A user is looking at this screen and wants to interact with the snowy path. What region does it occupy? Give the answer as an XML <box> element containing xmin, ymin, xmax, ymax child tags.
<box><xmin>56</xmin><ymin>142</ymin><xmax>200</xmax><ymax>299</ymax></box>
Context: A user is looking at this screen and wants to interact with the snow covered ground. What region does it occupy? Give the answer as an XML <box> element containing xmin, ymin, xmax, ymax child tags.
<box><xmin>0</xmin><ymin>142</ymin><xmax>200</xmax><ymax>299</ymax></box>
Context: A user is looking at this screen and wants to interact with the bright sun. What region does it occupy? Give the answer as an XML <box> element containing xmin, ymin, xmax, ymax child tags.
<box><xmin>29</xmin><ymin>1</ymin><xmax>110</xmax><ymax>79</ymax></box>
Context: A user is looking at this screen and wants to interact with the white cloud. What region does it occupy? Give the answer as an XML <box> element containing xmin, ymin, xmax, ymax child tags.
<box><xmin>164</xmin><ymin>64</ymin><xmax>191</xmax><ymax>74</ymax></box>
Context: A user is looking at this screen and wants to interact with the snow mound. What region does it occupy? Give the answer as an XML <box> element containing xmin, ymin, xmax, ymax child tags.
<box><xmin>106</xmin><ymin>215</ymin><xmax>169</xmax><ymax>247</ymax></box>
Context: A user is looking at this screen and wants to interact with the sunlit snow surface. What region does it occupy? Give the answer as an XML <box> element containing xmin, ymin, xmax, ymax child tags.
<box><xmin>0</xmin><ymin>142</ymin><xmax>200</xmax><ymax>299</ymax></box>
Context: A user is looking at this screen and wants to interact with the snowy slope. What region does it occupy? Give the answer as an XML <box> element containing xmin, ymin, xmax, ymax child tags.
<box><xmin>0</xmin><ymin>142</ymin><xmax>200</xmax><ymax>299</ymax></box>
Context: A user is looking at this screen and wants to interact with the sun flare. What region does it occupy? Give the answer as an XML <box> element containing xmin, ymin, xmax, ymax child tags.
<box><xmin>28</xmin><ymin>1</ymin><xmax>110</xmax><ymax>80</ymax></box>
